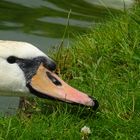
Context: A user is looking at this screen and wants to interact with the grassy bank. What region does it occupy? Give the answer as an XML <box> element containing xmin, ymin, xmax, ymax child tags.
<box><xmin>0</xmin><ymin>5</ymin><xmax>140</xmax><ymax>140</ymax></box>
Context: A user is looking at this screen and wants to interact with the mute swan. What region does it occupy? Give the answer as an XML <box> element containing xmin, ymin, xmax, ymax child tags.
<box><xmin>0</xmin><ymin>40</ymin><xmax>98</xmax><ymax>110</ymax></box>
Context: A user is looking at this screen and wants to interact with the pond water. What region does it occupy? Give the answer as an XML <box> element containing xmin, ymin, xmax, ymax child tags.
<box><xmin>0</xmin><ymin>0</ymin><xmax>133</xmax><ymax>115</ymax></box>
<box><xmin>0</xmin><ymin>0</ymin><xmax>133</xmax><ymax>52</ymax></box>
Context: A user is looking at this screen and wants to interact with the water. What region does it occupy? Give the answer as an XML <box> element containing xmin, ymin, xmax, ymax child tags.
<box><xmin>0</xmin><ymin>0</ymin><xmax>133</xmax><ymax>52</ymax></box>
<box><xmin>0</xmin><ymin>96</ymin><xmax>20</xmax><ymax>116</ymax></box>
<box><xmin>86</xmin><ymin>0</ymin><xmax>133</xmax><ymax>9</ymax></box>
<box><xmin>0</xmin><ymin>0</ymin><xmax>133</xmax><ymax>116</ymax></box>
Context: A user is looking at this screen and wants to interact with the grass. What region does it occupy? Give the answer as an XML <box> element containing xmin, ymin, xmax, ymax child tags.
<box><xmin>0</xmin><ymin>4</ymin><xmax>140</xmax><ymax>140</ymax></box>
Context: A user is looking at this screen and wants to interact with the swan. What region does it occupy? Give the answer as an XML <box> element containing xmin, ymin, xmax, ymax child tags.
<box><xmin>0</xmin><ymin>40</ymin><xmax>98</xmax><ymax>110</ymax></box>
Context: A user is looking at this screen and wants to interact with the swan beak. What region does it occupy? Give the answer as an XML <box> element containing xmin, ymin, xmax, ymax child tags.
<box><xmin>29</xmin><ymin>64</ymin><xmax>99</xmax><ymax>110</ymax></box>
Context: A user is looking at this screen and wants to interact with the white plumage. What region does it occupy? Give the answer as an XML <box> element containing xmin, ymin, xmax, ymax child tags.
<box><xmin>0</xmin><ymin>40</ymin><xmax>49</xmax><ymax>93</ymax></box>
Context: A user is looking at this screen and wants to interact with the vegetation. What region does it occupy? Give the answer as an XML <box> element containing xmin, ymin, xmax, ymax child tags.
<box><xmin>0</xmin><ymin>4</ymin><xmax>140</xmax><ymax>140</ymax></box>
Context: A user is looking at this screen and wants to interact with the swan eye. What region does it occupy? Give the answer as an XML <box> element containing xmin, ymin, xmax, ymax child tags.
<box><xmin>7</xmin><ymin>56</ymin><xmax>17</xmax><ymax>64</ymax></box>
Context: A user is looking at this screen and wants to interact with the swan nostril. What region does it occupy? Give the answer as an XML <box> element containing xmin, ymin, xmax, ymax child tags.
<box><xmin>46</xmin><ymin>71</ymin><xmax>62</xmax><ymax>86</ymax></box>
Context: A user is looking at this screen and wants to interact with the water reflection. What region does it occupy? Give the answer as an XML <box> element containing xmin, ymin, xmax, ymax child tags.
<box><xmin>86</xmin><ymin>0</ymin><xmax>133</xmax><ymax>9</ymax></box>
<box><xmin>0</xmin><ymin>30</ymin><xmax>62</xmax><ymax>52</ymax></box>
<box><xmin>0</xmin><ymin>0</ymin><xmax>126</xmax><ymax>50</ymax></box>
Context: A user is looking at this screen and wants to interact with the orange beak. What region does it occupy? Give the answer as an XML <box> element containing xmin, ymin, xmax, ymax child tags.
<box><xmin>28</xmin><ymin>64</ymin><xmax>98</xmax><ymax>110</ymax></box>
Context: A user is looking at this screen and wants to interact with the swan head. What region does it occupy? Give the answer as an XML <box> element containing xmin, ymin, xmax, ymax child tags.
<box><xmin>0</xmin><ymin>40</ymin><xmax>99</xmax><ymax>110</ymax></box>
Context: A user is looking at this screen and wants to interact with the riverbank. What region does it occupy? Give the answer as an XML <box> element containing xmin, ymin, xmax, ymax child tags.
<box><xmin>0</xmin><ymin>4</ymin><xmax>140</xmax><ymax>140</ymax></box>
